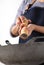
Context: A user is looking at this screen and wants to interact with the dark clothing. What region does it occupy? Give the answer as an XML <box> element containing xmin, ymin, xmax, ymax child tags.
<box><xmin>19</xmin><ymin>7</ymin><xmax>44</xmax><ymax>43</ymax></box>
<box><xmin>23</xmin><ymin>7</ymin><xmax>44</xmax><ymax>36</ymax></box>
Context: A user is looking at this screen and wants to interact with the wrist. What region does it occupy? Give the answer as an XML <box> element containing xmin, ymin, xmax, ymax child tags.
<box><xmin>32</xmin><ymin>24</ymin><xmax>37</xmax><ymax>31</ymax></box>
<box><xmin>27</xmin><ymin>24</ymin><xmax>36</xmax><ymax>32</ymax></box>
<box><xmin>31</xmin><ymin>24</ymin><xmax>36</xmax><ymax>31</ymax></box>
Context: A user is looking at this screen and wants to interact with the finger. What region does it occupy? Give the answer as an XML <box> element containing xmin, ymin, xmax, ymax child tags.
<box><xmin>19</xmin><ymin>16</ymin><xmax>24</xmax><ymax>22</ymax></box>
<box><xmin>16</xmin><ymin>17</ymin><xmax>22</xmax><ymax>25</ymax></box>
<box><xmin>20</xmin><ymin>23</ymin><xmax>27</xmax><ymax>29</ymax></box>
<box><xmin>19</xmin><ymin>16</ymin><xmax>27</xmax><ymax>23</ymax></box>
<box><xmin>19</xmin><ymin>16</ymin><xmax>25</xmax><ymax>20</ymax></box>
<box><xmin>28</xmin><ymin>19</ymin><xmax>32</xmax><ymax>24</ymax></box>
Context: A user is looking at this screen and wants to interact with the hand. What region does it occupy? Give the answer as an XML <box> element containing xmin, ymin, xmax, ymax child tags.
<box><xmin>19</xmin><ymin>16</ymin><xmax>32</xmax><ymax>24</ymax></box>
<box><xmin>27</xmin><ymin>24</ymin><xmax>35</xmax><ymax>36</ymax></box>
<box><xmin>11</xmin><ymin>25</ymin><xmax>19</xmax><ymax>36</ymax></box>
<box><xmin>18</xmin><ymin>16</ymin><xmax>32</xmax><ymax>34</ymax></box>
<box><xmin>16</xmin><ymin>17</ymin><xmax>22</xmax><ymax>25</ymax></box>
<box><xmin>16</xmin><ymin>16</ymin><xmax>31</xmax><ymax>26</ymax></box>
<box><xmin>19</xmin><ymin>24</ymin><xmax>35</xmax><ymax>39</ymax></box>
<box><xmin>18</xmin><ymin>23</ymin><xmax>27</xmax><ymax>34</ymax></box>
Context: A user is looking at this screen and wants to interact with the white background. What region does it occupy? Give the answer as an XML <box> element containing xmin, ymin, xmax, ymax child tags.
<box><xmin>0</xmin><ymin>0</ymin><xmax>23</xmax><ymax>46</ymax></box>
<box><xmin>0</xmin><ymin>0</ymin><xmax>22</xmax><ymax>64</ymax></box>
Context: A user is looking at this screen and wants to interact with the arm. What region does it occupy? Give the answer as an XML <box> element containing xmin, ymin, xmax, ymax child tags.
<box><xmin>27</xmin><ymin>24</ymin><xmax>44</xmax><ymax>36</ymax></box>
<box><xmin>16</xmin><ymin>16</ymin><xmax>44</xmax><ymax>37</ymax></box>
<box><xmin>33</xmin><ymin>24</ymin><xmax>44</xmax><ymax>34</ymax></box>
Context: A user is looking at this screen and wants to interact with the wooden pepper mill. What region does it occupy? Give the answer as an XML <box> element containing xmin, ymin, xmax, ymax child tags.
<box><xmin>19</xmin><ymin>19</ymin><xmax>29</xmax><ymax>40</ymax></box>
<box><xmin>20</xmin><ymin>26</ymin><xmax>29</xmax><ymax>40</ymax></box>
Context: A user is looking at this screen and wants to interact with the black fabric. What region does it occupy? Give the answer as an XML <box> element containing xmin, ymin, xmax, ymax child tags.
<box><xmin>40</xmin><ymin>63</ymin><xmax>44</xmax><ymax>65</ymax></box>
<box><xmin>22</xmin><ymin>7</ymin><xmax>44</xmax><ymax>37</ymax></box>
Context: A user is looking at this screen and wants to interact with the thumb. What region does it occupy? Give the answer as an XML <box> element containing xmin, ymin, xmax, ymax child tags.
<box><xmin>28</xmin><ymin>19</ymin><xmax>32</xmax><ymax>24</ymax></box>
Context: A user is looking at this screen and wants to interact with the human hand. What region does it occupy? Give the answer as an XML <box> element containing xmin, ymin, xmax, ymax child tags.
<box><xmin>11</xmin><ymin>16</ymin><xmax>32</xmax><ymax>37</ymax></box>
<box><xmin>19</xmin><ymin>16</ymin><xmax>32</xmax><ymax>24</ymax></box>
<box><xmin>27</xmin><ymin>24</ymin><xmax>35</xmax><ymax>36</ymax></box>
<box><xmin>19</xmin><ymin>24</ymin><xmax>35</xmax><ymax>40</ymax></box>
<box><xmin>18</xmin><ymin>16</ymin><xmax>32</xmax><ymax>34</ymax></box>
<box><xmin>16</xmin><ymin>17</ymin><xmax>22</xmax><ymax>26</ymax></box>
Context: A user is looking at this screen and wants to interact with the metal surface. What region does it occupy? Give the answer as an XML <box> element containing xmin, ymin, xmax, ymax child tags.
<box><xmin>0</xmin><ymin>36</ymin><xmax>44</xmax><ymax>65</ymax></box>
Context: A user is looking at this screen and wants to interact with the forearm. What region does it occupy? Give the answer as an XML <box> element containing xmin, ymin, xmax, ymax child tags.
<box><xmin>34</xmin><ymin>24</ymin><xmax>44</xmax><ymax>34</ymax></box>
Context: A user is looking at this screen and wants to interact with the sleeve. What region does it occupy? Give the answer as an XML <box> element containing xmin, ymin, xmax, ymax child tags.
<box><xmin>13</xmin><ymin>0</ymin><xmax>32</xmax><ymax>25</ymax></box>
<box><xmin>16</xmin><ymin>0</ymin><xmax>32</xmax><ymax>17</ymax></box>
<box><xmin>14</xmin><ymin>0</ymin><xmax>27</xmax><ymax>25</ymax></box>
